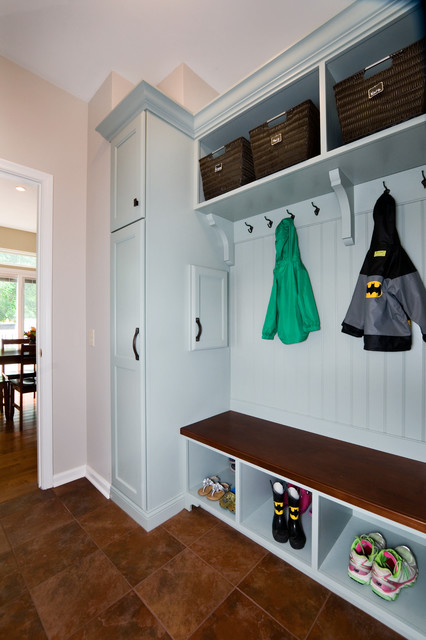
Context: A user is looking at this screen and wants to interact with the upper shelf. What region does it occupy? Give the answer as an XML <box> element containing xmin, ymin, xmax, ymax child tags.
<box><xmin>193</xmin><ymin>1</ymin><xmax>424</xmax><ymax>223</ymax></box>
<box><xmin>195</xmin><ymin>115</ymin><xmax>426</xmax><ymax>222</ymax></box>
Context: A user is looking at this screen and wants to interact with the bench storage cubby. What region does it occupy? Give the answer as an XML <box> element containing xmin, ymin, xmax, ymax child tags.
<box><xmin>181</xmin><ymin>411</ymin><xmax>426</xmax><ymax>640</ymax></box>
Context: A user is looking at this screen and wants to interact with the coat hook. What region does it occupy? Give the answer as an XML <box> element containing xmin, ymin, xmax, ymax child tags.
<box><xmin>311</xmin><ymin>202</ymin><xmax>320</xmax><ymax>215</ymax></box>
<box><xmin>264</xmin><ymin>216</ymin><xmax>273</xmax><ymax>228</ymax></box>
<box><xmin>245</xmin><ymin>222</ymin><xmax>253</xmax><ymax>233</ymax></box>
<box><xmin>383</xmin><ymin>181</ymin><xmax>390</xmax><ymax>194</ymax></box>
<box><xmin>422</xmin><ymin>171</ymin><xmax>426</xmax><ymax>189</ymax></box>
<box><xmin>286</xmin><ymin>209</ymin><xmax>295</xmax><ymax>219</ymax></box>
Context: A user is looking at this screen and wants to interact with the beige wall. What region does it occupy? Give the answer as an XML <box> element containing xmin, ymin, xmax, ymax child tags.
<box><xmin>0</xmin><ymin>226</ymin><xmax>36</xmax><ymax>253</ymax></box>
<box><xmin>86</xmin><ymin>72</ymin><xmax>134</xmax><ymax>486</ymax></box>
<box><xmin>0</xmin><ymin>56</ymin><xmax>88</xmax><ymax>477</ymax></box>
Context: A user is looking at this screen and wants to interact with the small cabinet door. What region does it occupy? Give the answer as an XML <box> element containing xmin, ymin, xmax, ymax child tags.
<box><xmin>110</xmin><ymin>113</ymin><xmax>145</xmax><ymax>231</ymax></box>
<box><xmin>190</xmin><ymin>265</ymin><xmax>228</xmax><ymax>350</ymax></box>
<box><xmin>111</xmin><ymin>220</ymin><xmax>146</xmax><ymax>508</ymax></box>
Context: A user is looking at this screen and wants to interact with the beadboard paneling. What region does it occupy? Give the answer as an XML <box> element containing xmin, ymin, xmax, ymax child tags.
<box><xmin>230</xmin><ymin>168</ymin><xmax>426</xmax><ymax>460</ymax></box>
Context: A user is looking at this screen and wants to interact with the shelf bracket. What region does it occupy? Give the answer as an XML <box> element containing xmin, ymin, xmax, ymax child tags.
<box><xmin>329</xmin><ymin>168</ymin><xmax>354</xmax><ymax>246</ymax></box>
<box><xmin>205</xmin><ymin>213</ymin><xmax>235</xmax><ymax>266</ymax></box>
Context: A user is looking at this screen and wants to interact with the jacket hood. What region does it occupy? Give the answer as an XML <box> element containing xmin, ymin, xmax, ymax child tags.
<box><xmin>275</xmin><ymin>217</ymin><xmax>301</xmax><ymax>263</ymax></box>
<box><xmin>370</xmin><ymin>191</ymin><xmax>400</xmax><ymax>248</ymax></box>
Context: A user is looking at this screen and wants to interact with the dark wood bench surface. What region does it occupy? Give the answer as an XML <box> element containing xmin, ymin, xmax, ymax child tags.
<box><xmin>181</xmin><ymin>411</ymin><xmax>426</xmax><ymax>534</ymax></box>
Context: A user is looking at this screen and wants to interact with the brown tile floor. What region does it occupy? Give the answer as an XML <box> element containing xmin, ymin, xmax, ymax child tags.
<box><xmin>0</xmin><ymin>478</ymin><xmax>406</xmax><ymax>640</ymax></box>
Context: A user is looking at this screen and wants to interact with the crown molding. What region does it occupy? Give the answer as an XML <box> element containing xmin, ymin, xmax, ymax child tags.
<box><xmin>96</xmin><ymin>80</ymin><xmax>194</xmax><ymax>141</ymax></box>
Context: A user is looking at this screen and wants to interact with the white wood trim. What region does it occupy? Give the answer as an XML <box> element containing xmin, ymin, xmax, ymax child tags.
<box><xmin>0</xmin><ymin>158</ymin><xmax>53</xmax><ymax>489</ymax></box>
<box><xmin>96</xmin><ymin>80</ymin><xmax>194</xmax><ymax>142</ymax></box>
<box><xmin>86</xmin><ymin>465</ymin><xmax>111</xmax><ymax>499</ymax></box>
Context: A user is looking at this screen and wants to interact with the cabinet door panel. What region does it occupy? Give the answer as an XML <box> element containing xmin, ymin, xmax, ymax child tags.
<box><xmin>190</xmin><ymin>265</ymin><xmax>228</xmax><ymax>350</ymax></box>
<box><xmin>111</xmin><ymin>220</ymin><xmax>145</xmax><ymax>507</ymax></box>
<box><xmin>111</xmin><ymin>114</ymin><xmax>145</xmax><ymax>231</ymax></box>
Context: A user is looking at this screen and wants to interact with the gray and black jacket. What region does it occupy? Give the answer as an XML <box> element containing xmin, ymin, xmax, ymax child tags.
<box><xmin>342</xmin><ymin>190</ymin><xmax>426</xmax><ymax>351</ymax></box>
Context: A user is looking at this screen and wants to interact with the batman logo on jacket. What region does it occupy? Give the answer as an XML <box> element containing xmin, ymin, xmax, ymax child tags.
<box><xmin>366</xmin><ymin>281</ymin><xmax>382</xmax><ymax>298</ymax></box>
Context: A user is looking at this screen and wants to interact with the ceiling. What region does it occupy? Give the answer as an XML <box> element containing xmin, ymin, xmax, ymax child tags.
<box><xmin>0</xmin><ymin>173</ymin><xmax>38</xmax><ymax>234</ymax></box>
<box><xmin>0</xmin><ymin>0</ymin><xmax>355</xmax><ymax>103</ymax></box>
<box><xmin>0</xmin><ymin>0</ymin><xmax>356</xmax><ymax>235</ymax></box>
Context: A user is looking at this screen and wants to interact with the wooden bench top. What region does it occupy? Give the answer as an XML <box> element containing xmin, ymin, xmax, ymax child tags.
<box><xmin>181</xmin><ymin>411</ymin><xmax>426</xmax><ymax>534</ymax></box>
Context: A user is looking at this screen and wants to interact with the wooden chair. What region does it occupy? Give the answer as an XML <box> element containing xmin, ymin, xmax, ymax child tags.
<box><xmin>7</xmin><ymin>343</ymin><xmax>37</xmax><ymax>430</ymax></box>
<box><xmin>1</xmin><ymin>338</ymin><xmax>30</xmax><ymax>375</ymax></box>
<box><xmin>0</xmin><ymin>373</ymin><xmax>6</xmax><ymax>414</ymax></box>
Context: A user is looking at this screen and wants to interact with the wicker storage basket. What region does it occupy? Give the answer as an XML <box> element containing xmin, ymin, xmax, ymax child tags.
<box><xmin>199</xmin><ymin>137</ymin><xmax>255</xmax><ymax>200</ymax></box>
<box><xmin>334</xmin><ymin>38</ymin><xmax>426</xmax><ymax>145</ymax></box>
<box><xmin>249</xmin><ymin>100</ymin><xmax>320</xmax><ymax>180</ymax></box>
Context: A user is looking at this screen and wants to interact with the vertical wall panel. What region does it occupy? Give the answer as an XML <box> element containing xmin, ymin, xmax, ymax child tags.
<box><xmin>350</xmin><ymin>212</ymin><xmax>369</xmax><ymax>432</ymax></box>
<box><xmin>230</xmin><ymin>169</ymin><xmax>426</xmax><ymax>457</ymax></box>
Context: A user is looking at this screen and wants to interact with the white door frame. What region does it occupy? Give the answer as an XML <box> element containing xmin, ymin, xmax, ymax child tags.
<box><xmin>0</xmin><ymin>157</ymin><xmax>53</xmax><ymax>489</ymax></box>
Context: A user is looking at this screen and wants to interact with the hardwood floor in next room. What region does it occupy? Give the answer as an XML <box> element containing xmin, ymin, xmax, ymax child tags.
<box><xmin>0</xmin><ymin>394</ymin><xmax>37</xmax><ymax>503</ymax></box>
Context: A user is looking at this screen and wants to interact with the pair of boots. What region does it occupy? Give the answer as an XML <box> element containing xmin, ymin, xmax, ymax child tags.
<box><xmin>270</xmin><ymin>480</ymin><xmax>306</xmax><ymax>549</ymax></box>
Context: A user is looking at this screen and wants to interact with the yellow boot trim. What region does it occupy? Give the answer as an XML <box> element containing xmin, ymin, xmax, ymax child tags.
<box><xmin>274</xmin><ymin>500</ymin><xmax>284</xmax><ymax>515</ymax></box>
<box><xmin>289</xmin><ymin>506</ymin><xmax>299</xmax><ymax>520</ymax></box>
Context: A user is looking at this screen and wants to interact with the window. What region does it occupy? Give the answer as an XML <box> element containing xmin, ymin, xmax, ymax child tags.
<box><xmin>0</xmin><ymin>276</ymin><xmax>17</xmax><ymax>337</ymax></box>
<box><xmin>0</xmin><ymin>251</ymin><xmax>36</xmax><ymax>268</ymax></box>
<box><xmin>0</xmin><ymin>269</ymin><xmax>36</xmax><ymax>341</ymax></box>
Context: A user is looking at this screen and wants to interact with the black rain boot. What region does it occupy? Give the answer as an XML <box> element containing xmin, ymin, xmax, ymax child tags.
<box><xmin>288</xmin><ymin>486</ymin><xmax>306</xmax><ymax>549</ymax></box>
<box><xmin>270</xmin><ymin>480</ymin><xmax>288</xmax><ymax>543</ymax></box>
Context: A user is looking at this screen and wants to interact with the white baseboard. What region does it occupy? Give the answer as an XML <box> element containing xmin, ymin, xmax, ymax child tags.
<box><xmin>53</xmin><ymin>465</ymin><xmax>86</xmax><ymax>488</ymax></box>
<box><xmin>110</xmin><ymin>487</ymin><xmax>185</xmax><ymax>532</ymax></box>
<box><xmin>52</xmin><ymin>464</ymin><xmax>111</xmax><ymax>501</ymax></box>
<box><xmin>86</xmin><ymin>465</ymin><xmax>111</xmax><ymax>498</ymax></box>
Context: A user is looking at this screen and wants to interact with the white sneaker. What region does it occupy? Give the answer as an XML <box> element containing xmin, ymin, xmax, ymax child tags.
<box><xmin>371</xmin><ymin>545</ymin><xmax>418</xmax><ymax>601</ymax></box>
<box><xmin>348</xmin><ymin>532</ymin><xmax>386</xmax><ymax>585</ymax></box>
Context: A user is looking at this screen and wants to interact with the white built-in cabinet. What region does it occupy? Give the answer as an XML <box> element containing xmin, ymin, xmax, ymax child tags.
<box><xmin>109</xmin><ymin>113</ymin><xmax>147</xmax><ymax>513</ymax></box>
<box><xmin>98</xmin><ymin>85</ymin><xmax>230</xmax><ymax>531</ymax></box>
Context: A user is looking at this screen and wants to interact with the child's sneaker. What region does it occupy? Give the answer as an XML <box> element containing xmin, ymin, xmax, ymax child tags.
<box><xmin>348</xmin><ymin>532</ymin><xmax>386</xmax><ymax>584</ymax></box>
<box><xmin>371</xmin><ymin>545</ymin><xmax>418</xmax><ymax>601</ymax></box>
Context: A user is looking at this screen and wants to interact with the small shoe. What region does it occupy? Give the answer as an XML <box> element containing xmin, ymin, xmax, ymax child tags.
<box><xmin>219</xmin><ymin>490</ymin><xmax>235</xmax><ymax>513</ymax></box>
<box><xmin>207</xmin><ymin>481</ymin><xmax>230</xmax><ymax>501</ymax></box>
<box><xmin>348</xmin><ymin>532</ymin><xmax>386</xmax><ymax>585</ymax></box>
<box><xmin>197</xmin><ymin>476</ymin><xmax>220</xmax><ymax>497</ymax></box>
<box><xmin>371</xmin><ymin>545</ymin><xmax>418</xmax><ymax>601</ymax></box>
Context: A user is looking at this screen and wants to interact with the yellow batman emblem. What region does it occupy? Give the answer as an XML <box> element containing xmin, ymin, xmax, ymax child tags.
<box><xmin>366</xmin><ymin>281</ymin><xmax>382</xmax><ymax>298</ymax></box>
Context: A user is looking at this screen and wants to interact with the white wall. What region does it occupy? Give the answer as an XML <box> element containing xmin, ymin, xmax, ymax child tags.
<box><xmin>230</xmin><ymin>167</ymin><xmax>426</xmax><ymax>462</ymax></box>
<box><xmin>0</xmin><ymin>56</ymin><xmax>88</xmax><ymax>477</ymax></box>
<box><xmin>86</xmin><ymin>72</ymin><xmax>135</xmax><ymax>491</ymax></box>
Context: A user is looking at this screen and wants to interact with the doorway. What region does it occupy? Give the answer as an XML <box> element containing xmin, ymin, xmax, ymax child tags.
<box><xmin>0</xmin><ymin>158</ymin><xmax>53</xmax><ymax>490</ymax></box>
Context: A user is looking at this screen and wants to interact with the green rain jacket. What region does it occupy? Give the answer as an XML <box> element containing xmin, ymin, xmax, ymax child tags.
<box><xmin>262</xmin><ymin>217</ymin><xmax>320</xmax><ymax>344</ymax></box>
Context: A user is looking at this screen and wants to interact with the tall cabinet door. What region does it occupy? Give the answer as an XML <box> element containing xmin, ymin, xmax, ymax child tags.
<box><xmin>111</xmin><ymin>220</ymin><xmax>146</xmax><ymax>508</ymax></box>
<box><xmin>110</xmin><ymin>114</ymin><xmax>145</xmax><ymax>232</ymax></box>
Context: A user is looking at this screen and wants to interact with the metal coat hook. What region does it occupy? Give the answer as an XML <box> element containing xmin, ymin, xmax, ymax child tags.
<box><xmin>311</xmin><ymin>202</ymin><xmax>320</xmax><ymax>216</ymax></box>
<box><xmin>422</xmin><ymin>171</ymin><xmax>426</xmax><ymax>189</ymax></box>
<box><xmin>383</xmin><ymin>181</ymin><xmax>390</xmax><ymax>194</ymax></box>
<box><xmin>286</xmin><ymin>209</ymin><xmax>295</xmax><ymax>219</ymax></box>
<box><xmin>264</xmin><ymin>216</ymin><xmax>273</xmax><ymax>228</ymax></box>
<box><xmin>245</xmin><ymin>222</ymin><xmax>254</xmax><ymax>233</ymax></box>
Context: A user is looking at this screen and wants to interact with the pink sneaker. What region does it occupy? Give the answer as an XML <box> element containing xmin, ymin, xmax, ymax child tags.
<box><xmin>371</xmin><ymin>546</ymin><xmax>418</xmax><ymax>601</ymax></box>
<box><xmin>348</xmin><ymin>532</ymin><xmax>386</xmax><ymax>585</ymax></box>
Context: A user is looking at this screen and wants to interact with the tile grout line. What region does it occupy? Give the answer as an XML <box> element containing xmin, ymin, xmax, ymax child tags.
<box><xmin>302</xmin><ymin>591</ymin><xmax>331</xmax><ymax>640</ymax></box>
